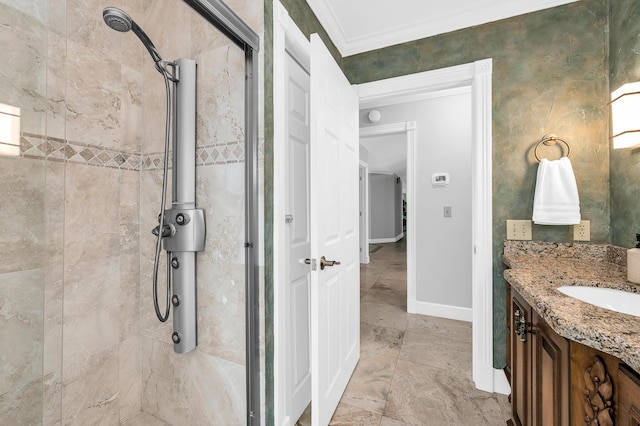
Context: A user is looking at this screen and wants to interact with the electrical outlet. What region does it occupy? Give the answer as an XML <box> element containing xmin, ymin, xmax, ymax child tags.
<box><xmin>574</xmin><ymin>220</ymin><xmax>590</xmax><ymax>241</ymax></box>
<box><xmin>506</xmin><ymin>220</ymin><xmax>532</xmax><ymax>240</ymax></box>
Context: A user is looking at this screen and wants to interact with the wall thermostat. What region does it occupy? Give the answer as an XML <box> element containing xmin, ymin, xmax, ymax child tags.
<box><xmin>432</xmin><ymin>172</ymin><xmax>450</xmax><ymax>186</ymax></box>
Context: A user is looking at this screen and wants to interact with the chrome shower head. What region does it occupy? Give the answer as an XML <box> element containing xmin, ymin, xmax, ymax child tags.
<box><xmin>102</xmin><ymin>7</ymin><xmax>132</xmax><ymax>32</ymax></box>
<box><xmin>102</xmin><ymin>7</ymin><xmax>163</xmax><ymax>66</ymax></box>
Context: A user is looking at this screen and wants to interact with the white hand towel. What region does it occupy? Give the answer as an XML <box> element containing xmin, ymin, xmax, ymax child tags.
<box><xmin>532</xmin><ymin>157</ymin><xmax>581</xmax><ymax>225</ymax></box>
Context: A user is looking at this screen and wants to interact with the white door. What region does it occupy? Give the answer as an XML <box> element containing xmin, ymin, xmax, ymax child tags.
<box><xmin>309</xmin><ymin>33</ymin><xmax>360</xmax><ymax>426</ymax></box>
<box><xmin>285</xmin><ymin>50</ymin><xmax>312</xmax><ymax>422</ymax></box>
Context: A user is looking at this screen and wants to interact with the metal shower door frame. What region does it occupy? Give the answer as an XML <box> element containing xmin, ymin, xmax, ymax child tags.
<box><xmin>182</xmin><ymin>1</ymin><xmax>261</xmax><ymax>425</ymax></box>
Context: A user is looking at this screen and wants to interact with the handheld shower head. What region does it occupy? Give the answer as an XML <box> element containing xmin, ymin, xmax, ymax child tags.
<box><xmin>102</xmin><ymin>7</ymin><xmax>163</xmax><ymax>65</ymax></box>
<box><xmin>102</xmin><ymin>7</ymin><xmax>132</xmax><ymax>32</ymax></box>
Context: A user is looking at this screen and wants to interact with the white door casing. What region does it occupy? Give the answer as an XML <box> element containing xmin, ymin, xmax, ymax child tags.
<box><xmin>285</xmin><ymin>51</ymin><xmax>312</xmax><ymax>422</ymax></box>
<box><xmin>310</xmin><ymin>33</ymin><xmax>360</xmax><ymax>426</ymax></box>
<box><xmin>359</xmin><ymin>122</ymin><xmax>416</xmax><ymax>313</ymax></box>
<box><xmin>358</xmin><ymin>162</ymin><xmax>370</xmax><ymax>264</ymax></box>
<box><xmin>356</xmin><ymin>59</ymin><xmax>507</xmax><ymax>395</ymax></box>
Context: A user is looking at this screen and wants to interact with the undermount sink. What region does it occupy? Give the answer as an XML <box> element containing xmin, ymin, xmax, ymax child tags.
<box><xmin>557</xmin><ymin>286</ymin><xmax>640</xmax><ymax>318</ymax></box>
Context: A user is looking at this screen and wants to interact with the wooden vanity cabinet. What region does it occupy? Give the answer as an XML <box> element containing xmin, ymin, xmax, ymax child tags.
<box><xmin>619</xmin><ymin>364</ymin><xmax>640</xmax><ymax>425</ymax></box>
<box><xmin>530</xmin><ymin>309</ymin><xmax>570</xmax><ymax>426</ymax></box>
<box><xmin>510</xmin><ymin>288</ymin><xmax>531</xmax><ymax>426</ymax></box>
<box><xmin>507</xmin><ymin>278</ymin><xmax>640</xmax><ymax>425</ymax></box>
<box><xmin>509</xmin><ymin>285</ymin><xmax>570</xmax><ymax>426</ymax></box>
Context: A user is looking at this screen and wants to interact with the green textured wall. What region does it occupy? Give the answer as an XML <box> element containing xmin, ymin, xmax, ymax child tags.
<box><xmin>610</xmin><ymin>0</ymin><xmax>640</xmax><ymax>247</ymax></box>
<box><xmin>264</xmin><ymin>0</ymin><xmax>274</xmax><ymax>423</ymax></box>
<box><xmin>343</xmin><ymin>0</ymin><xmax>610</xmax><ymax>368</ymax></box>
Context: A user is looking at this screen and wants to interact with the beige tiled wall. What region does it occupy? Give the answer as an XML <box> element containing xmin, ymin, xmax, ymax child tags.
<box><xmin>0</xmin><ymin>1</ymin><xmax>49</xmax><ymax>424</ymax></box>
<box><xmin>138</xmin><ymin>1</ymin><xmax>263</xmax><ymax>424</ymax></box>
<box><xmin>0</xmin><ymin>0</ymin><xmax>263</xmax><ymax>424</ymax></box>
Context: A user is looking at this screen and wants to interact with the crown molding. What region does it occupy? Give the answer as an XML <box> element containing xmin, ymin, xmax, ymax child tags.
<box><xmin>306</xmin><ymin>0</ymin><xmax>577</xmax><ymax>57</ymax></box>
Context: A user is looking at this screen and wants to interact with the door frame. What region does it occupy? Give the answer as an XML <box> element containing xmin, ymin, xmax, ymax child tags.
<box><xmin>273</xmin><ymin>1</ymin><xmax>312</xmax><ymax>425</ymax></box>
<box><xmin>359</xmin><ymin>122</ymin><xmax>416</xmax><ymax>308</ymax></box>
<box><xmin>356</xmin><ymin>59</ymin><xmax>508</xmax><ymax>394</ymax></box>
<box><xmin>358</xmin><ymin>160</ymin><xmax>370</xmax><ymax>264</ymax></box>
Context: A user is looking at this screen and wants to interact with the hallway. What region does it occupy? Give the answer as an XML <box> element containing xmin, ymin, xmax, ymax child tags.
<box><xmin>298</xmin><ymin>240</ymin><xmax>510</xmax><ymax>425</ymax></box>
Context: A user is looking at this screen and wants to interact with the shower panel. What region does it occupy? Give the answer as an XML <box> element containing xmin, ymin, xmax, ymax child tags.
<box><xmin>159</xmin><ymin>58</ymin><xmax>205</xmax><ymax>353</ymax></box>
<box><xmin>103</xmin><ymin>8</ymin><xmax>205</xmax><ymax>353</ymax></box>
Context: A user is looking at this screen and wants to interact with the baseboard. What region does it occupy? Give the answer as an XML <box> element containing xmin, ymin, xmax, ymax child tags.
<box><xmin>369</xmin><ymin>233</ymin><xmax>404</xmax><ymax>244</ymax></box>
<box><xmin>280</xmin><ymin>417</ymin><xmax>291</xmax><ymax>426</ymax></box>
<box><xmin>493</xmin><ymin>368</ymin><xmax>511</xmax><ymax>395</ymax></box>
<box><xmin>411</xmin><ymin>300</ymin><xmax>472</xmax><ymax>322</ymax></box>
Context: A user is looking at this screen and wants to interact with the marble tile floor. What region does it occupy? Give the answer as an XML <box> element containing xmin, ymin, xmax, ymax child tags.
<box><xmin>297</xmin><ymin>239</ymin><xmax>511</xmax><ymax>426</ymax></box>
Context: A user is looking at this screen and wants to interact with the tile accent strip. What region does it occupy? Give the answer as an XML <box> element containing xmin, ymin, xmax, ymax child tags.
<box><xmin>19</xmin><ymin>133</ymin><xmax>250</xmax><ymax>170</ymax></box>
<box><xmin>21</xmin><ymin>133</ymin><xmax>142</xmax><ymax>170</ymax></box>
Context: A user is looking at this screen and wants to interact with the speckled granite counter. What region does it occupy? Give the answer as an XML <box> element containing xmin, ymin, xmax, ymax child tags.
<box><xmin>502</xmin><ymin>241</ymin><xmax>640</xmax><ymax>374</ymax></box>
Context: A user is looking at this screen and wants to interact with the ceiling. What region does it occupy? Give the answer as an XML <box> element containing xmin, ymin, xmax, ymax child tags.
<box><xmin>306</xmin><ymin>0</ymin><xmax>577</xmax><ymax>57</ymax></box>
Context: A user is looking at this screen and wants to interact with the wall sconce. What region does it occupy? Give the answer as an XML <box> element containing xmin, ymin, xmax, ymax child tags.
<box><xmin>611</xmin><ymin>82</ymin><xmax>640</xmax><ymax>149</ymax></box>
<box><xmin>0</xmin><ymin>103</ymin><xmax>21</xmax><ymax>156</ymax></box>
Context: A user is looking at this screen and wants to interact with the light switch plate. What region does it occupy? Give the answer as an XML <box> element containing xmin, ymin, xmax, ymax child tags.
<box><xmin>574</xmin><ymin>220</ymin><xmax>590</xmax><ymax>241</ymax></box>
<box><xmin>506</xmin><ymin>220</ymin><xmax>532</xmax><ymax>240</ymax></box>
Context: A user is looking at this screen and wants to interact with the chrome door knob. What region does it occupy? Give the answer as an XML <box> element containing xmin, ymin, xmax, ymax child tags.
<box><xmin>320</xmin><ymin>256</ymin><xmax>341</xmax><ymax>270</ymax></box>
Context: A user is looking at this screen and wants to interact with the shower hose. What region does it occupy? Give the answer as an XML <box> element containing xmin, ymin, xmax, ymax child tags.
<box><xmin>152</xmin><ymin>66</ymin><xmax>174</xmax><ymax>322</ymax></box>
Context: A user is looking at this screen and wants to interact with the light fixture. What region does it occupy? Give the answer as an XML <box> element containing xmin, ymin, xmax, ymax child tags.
<box><xmin>0</xmin><ymin>103</ymin><xmax>21</xmax><ymax>156</ymax></box>
<box><xmin>611</xmin><ymin>82</ymin><xmax>640</xmax><ymax>149</ymax></box>
<box><xmin>368</xmin><ymin>109</ymin><xmax>381</xmax><ymax>123</ymax></box>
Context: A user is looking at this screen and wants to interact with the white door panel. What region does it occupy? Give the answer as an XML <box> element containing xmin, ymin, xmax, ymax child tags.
<box><xmin>310</xmin><ymin>33</ymin><xmax>360</xmax><ymax>426</ymax></box>
<box><xmin>291</xmin><ymin>275</ymin><xmax>310</xmax><ymax>389</ymax></box>
<box><xmin>285</xmin><ymin>51</ymin><xmax>311</xmax><ymax>423</ymax></box>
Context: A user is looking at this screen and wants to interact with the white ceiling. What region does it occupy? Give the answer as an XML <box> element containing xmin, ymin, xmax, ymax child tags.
<box><xmin>306</xmin><ymin>0</ymin><xmax>577</xmax><ymax>57</ymax></box>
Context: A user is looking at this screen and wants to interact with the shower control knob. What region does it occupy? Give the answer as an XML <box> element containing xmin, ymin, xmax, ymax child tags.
<box><xmin>175</xmin><ymin>213</ymin><xmax>190</xmax><ymax>225</ymax></box>
<box><xmin>152</xmin><ymin>224</ymin><xmax>172</xmax><ymax>238</ymax></box>
<box><xmin>171</xmin><ymin>295</ymin><xmax>180</xmax><ymax>306</ymax></box>
<box><xmin>171</xmin><ymin>257</ymin><xmax>180</xmax><ymax>269</ymax></box>
<box><xmin>171</xmin><ymin>332</ymin><xmax>181</xmax><ymax>344</ymax></box>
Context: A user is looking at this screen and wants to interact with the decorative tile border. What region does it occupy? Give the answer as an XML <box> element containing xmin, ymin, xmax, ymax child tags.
<box><xmin>21</xmin><ymin>133</ymin><xmax>142</xmax><ymax>171</ymax></box>
<box><xmin>197</xmin><ymin>141</ymin><xmax>244</xmax><ymax>166</ymax></box>
<box><xmin>19</xmin><ymin>132</ymin><xmax>249</xmax><ymax>171</ymax></box>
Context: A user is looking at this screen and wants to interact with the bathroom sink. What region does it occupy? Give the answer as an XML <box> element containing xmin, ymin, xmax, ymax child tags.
<box><xmin>557</xmin><ymin>286</ymin><xmax>640</xmax><ymax>317</ymax></box>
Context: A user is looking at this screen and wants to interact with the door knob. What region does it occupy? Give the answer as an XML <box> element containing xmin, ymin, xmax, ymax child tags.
<box><xmin>320</xmin><ymin>256</ymin><xmax>341</xmax><ymax>270</ymax></box>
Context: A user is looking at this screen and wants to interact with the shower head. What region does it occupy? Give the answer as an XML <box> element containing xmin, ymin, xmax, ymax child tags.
<box><xmin>102</xmin><ymin>7</ymin><xmax>132</xmax><ymax>32</ymax></box>
<box><xmin>102</xmin><ymin>7</ymin><xmax>163</xmax><ymax>65</ymax></box>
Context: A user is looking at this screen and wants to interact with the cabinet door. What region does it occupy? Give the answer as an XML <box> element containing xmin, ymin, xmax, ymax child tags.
<box><xmin>531</xmin><ymin>310</ymin><xmax>569</xmax><ymax>426</ymax></box>
<box><xmin>511</xmin><ymin>291</ymin><xmax>531</xmax><ymax>426</ymax></box>
<box><xmin>619</xmin><ymin>364</ymin><xmax>640</xmax><ymax>426</ymax></box>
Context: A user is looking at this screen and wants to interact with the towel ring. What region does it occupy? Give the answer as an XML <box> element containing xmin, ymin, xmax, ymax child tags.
<box><xmin>534</xmin><ymin>134</ymin><xmax>571</xmax><ymax>162</ymax></box>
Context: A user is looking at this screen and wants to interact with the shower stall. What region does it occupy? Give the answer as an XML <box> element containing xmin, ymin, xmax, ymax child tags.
<box><xmin>0</xmin><ymin>0</ymin><xmax>261</xmax><ymax>424</ymax></box>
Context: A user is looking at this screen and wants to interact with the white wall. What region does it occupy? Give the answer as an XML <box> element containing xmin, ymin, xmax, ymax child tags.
<box><xmin>369</xmin><ymin>173</ymin><xmax>402</xmax><ymax>241</ymax></box>
<box><xmin>360</xmin><ymin>90</ymin><xmax>472</xmax><ymax>309</ymax></box>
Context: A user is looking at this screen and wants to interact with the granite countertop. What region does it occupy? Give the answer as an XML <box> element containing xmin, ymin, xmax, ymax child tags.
<box><xmin>502</xmin><ymin>241</ymin><xmax>640</xmax><ymax>374</ymax></box>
